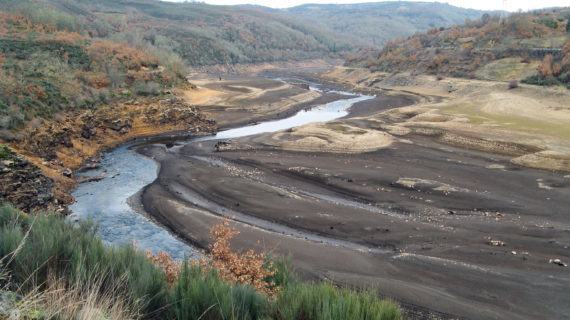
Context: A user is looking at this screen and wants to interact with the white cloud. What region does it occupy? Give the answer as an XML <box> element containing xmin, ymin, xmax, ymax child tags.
<box><xmin>182</xmin><ymin>0</ymin><xmax>570</xmax><ymax>11</ymax></box>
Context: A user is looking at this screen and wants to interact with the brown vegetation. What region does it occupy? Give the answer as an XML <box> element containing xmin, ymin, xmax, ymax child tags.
<box><xmin>203</xmin><ymin>220</ymin><xmax>278</xmax><ymax>296</ymax></box>
<box><xmin>347</xmin><ymin>9</ymin><xmax>570</xmax><ymax>82</ymax></box>
<box><xmin>147</xmin><ymin>220</ymin><xmax>279</xmax><ymax>296</ymax></box>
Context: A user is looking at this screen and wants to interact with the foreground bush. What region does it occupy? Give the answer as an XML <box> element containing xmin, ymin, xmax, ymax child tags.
<box><xmin>275</xmin><ymin>282</ymin><xmax>401</xmax><ymax>320</ymax></box>
<box><xmin>0</xmin><ymin>204</ymin><xmax>401</xmax><ymax>319</ymax></box>
<box><xmin>0</xmin><ymin>204</ymin><xmax>168</xmax><ymax>316</ymax></box>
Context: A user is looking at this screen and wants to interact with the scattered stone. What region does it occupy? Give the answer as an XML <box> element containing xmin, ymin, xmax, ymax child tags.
<box><xmin>82</xmin><ymin>157</ymin><xmax>101</xmax><ymax>170</ymax></box>
<box><xmin>0</xmin><ymin>146</ymin><xmax>55</xmax><ymax>212</ymax></box>
<box><xmin>76</xmin><ymin>175</ymin><xmax>106</xmax><ymax>183</ymax></box>
<box><xmin>214</xmin><ymin>141</ymin><xmax>231</xmax><ymax>152</ymax></box>
<box><xmin>62</xmin><ymin>168</ymin><xmax>73</xmax><ymax>177</ymax></box>
<box><xmin>107</xmin><ymin>118</ymin><xmax>133</xmax><ymax>132</ymax></box>
<box><xmin>549</xmin><ymin>259</ymin><xmax>567</xmax><ymax>267</ymax></box>
<box><xmin>81</xmin><ymin>122</ymin><xmax>97</xmax><ymax>139</ymax></box>
<box><xmin>487</xmin><ymin>239</ymin><xmax>506</xmax><ymax>247</ymax></box>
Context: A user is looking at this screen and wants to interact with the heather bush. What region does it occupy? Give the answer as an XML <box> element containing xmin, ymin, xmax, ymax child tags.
<box><xmin>274</xmin><ymin>282</ymin><xmax>401</xmax><ymax>320</ymax></box>
<box><xmin>0</xmin><ymin>204</ymin><xmax>402</xmax><ymax>320</ymax></box>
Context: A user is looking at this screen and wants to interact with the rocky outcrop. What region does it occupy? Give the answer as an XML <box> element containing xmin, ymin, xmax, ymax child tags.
<box><xmin>0</xmin><ymin>145</ymin><xmax>56</xmax><ymax>212</ymax></box>
<box><xmin>1</xmin><ymin>95</ymin><xmax>216</xmax><ymax>213</ymax></box>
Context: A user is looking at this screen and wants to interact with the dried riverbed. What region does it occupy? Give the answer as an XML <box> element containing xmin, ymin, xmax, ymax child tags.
<box><xmin>71</xmin><ymin>75</ymin><xmax>570</xmax><ymax>320</ymax></box>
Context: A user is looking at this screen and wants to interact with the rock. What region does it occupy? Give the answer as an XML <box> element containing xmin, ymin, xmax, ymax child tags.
<box><xmin>487</xmin><ymin>239</ymin><xmax>506</xmax><ymax>247</ymax></box>
<box><xmin>62</xmin><ymin>168</ymin><xmax>73</xmax><ymax>177</ymax></box>
<box><xmin>81</xmin><ymin>123</ymin><xmax>97</xmax><ymax>139</ymax></box>
<box><xmin>107</xmin><ymin>118</ymin><xmax>133</xmax><ymax>132</ymax></box>
<box><xmin>549</xmin><ymin>259</ymin><xmax>567</xmax><ymax>267</ymax></box>
<box><xmin>0</xmin><ymin>147</ymin><xmax>55</xmax><ymax>212</ymax></box>
<box><xmin>214</xmin><ymin>141</ymin><xmax>230</xmax><ymax>152</ymax></box>
<box><xmin>77</xmin><ymin>175</ymin><xmax>107</xmax><ymax>184</ymax></box>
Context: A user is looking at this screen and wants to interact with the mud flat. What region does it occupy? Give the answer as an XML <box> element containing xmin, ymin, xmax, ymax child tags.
<box><xmin>72</xmin><ymin>71</ymin><xmax>570</xmax><ymax>319</ymax></box>
<box><xmin>139</xmin><ymin>72</ymin><xmax>570</xmax><ymax>320</ymax></box>
<box><xmin>70</xmin><ymin>76</ymin><xmax>362</xmax><ymax>265</ymax></box>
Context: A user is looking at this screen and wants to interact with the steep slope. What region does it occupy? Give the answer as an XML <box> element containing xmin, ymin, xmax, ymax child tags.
<box><xmin>285</xmin><ymin>2</ymin><xmax>485</xmax><ymax>47</ymax></box>
<box><xmin>1</xmin><ymin>0</ymin><xmax>352</xmax><ymax>66</ymax></box>
<box><xmin>346</xmin><ymin>8</ymin><xmax>570</xmax><ymax>86</ymax></box>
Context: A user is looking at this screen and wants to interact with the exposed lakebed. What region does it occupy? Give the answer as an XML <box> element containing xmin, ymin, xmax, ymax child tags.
<box><xmin>70</xmin><ymin>75</ymin><xmax>570</xmax><ymax>320</ymax></box>
<box><xmin>69</xmin><ymin>83</ymin><xmax>373</xmax><ymax>260</ymax></box>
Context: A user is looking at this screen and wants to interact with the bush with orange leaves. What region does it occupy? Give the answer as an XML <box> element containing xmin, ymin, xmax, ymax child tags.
<box><xmin>201</xmin><ymin>220</ymin><xmax>278</xmax><ymax>296</ymax></box>
<box><xmin>146</xmin><ymin>251</ymin><xmax>181</xmax><ymax>285</ymax></box>
<box><xmin>146</xmin><ymin>220</ymin><xmax>279</xmax><ymax>296</ymax></box>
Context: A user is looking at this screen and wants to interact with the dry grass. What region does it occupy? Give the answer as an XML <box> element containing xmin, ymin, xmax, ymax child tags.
<box><xmin>18</xmin><ymin>276</ymin><xmax>140</xmax><ymax>320</ymax></box>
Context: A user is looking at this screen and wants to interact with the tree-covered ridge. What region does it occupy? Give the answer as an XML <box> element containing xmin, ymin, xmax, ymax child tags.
<box><xmin>346</xmin><ymin>8</ymin><xmax>570</xmax><ymax>86</ymax></box>
<box><xmin>285</xmin><ymin>2</ymin><xmax>485</xmax><ymax>47</ymax></box>
<box><xmin>0</xmin><ymin>9</ymin><xmax>184</xmax><ymax>134</ymax></box>
<box><xmin>3</xmin><ymin>0</ymin><xmax>353</xmax><ymax>66</ymax></box>
<box><xmin>0</xmin><ymin>0</ymin><xmax>490</xmax><ymax>133</ymax></box>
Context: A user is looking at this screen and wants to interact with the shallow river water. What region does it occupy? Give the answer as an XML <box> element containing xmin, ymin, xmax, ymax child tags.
<box><xmin>69</xmin><ymin>85</ymin><xmax>373</xmax><ymax>260</ymax></box>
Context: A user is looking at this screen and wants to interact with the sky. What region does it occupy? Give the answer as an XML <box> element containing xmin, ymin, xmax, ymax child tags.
<box><xmin>181</xmin><ymin>0</ymin><xmax>570</xmax><ymax>11</ymax></box>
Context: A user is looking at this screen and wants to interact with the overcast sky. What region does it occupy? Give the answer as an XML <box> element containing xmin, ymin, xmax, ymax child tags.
<box><xmin>182</xmin><ymin>0</ymin><xmax>570</xmax><ymax>11</ymax></box>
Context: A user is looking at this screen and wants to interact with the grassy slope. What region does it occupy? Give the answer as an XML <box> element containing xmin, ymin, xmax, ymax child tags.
<box><xmin>0</xmin><ymin>204</ymin><xmax>401</xmax><ymax>320</ymax></box>
<box><xmin>285</xmin><ymin>2</ymin><xmax>485</xmax><ymax>47</ymax></box>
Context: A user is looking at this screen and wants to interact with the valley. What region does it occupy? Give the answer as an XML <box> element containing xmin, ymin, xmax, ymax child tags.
<box><xmin>1</xmin><ymin>1</ymin><xmax>570</xmax><ymax>319</ymax></box>
<box><xmin>71</xmin><ymin>69</ymin><xmax>570</xmax><ymax>319</ymax></box>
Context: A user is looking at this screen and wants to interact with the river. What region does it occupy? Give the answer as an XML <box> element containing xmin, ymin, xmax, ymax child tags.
<box><xmin>69</xmin><ymin>83</ymin><xmax>373</xmax><ymax>260</ymax></box>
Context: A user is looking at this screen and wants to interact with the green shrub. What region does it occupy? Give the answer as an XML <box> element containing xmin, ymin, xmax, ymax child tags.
<box><xmin>0</xmin><ymin>204</ymin><xmax>169</xmax><ymax>316</ymax></box>
<box><xmin>170</xmin><ymin>265</ymin><xmax>267</xmax><ymax>320</ymax></box>
<box><xmin>522</xmin><ymin>74</ymin><xmax>561</xmax><ymax>86</ymax></box>
<box><xmin>134</xmin><ymin>81</ymin><xmax>162</xmax><ymax>96</ymax></box>
<box><xmin>0</xmin><ymin>204</ymin><xmax>402</xmax><ymax>320</ymax></box>
<box><xmin>538</xmin><ymin>17</ymin><xmax>558</xmax><ymax>29</ymax></box>
<box><xmin>274</xmin><ymin>282</ymin><xmax>401</xmax><ymax>320</ymax></box>
<box><xmin>0</xmin><ymin>145</ymin><xmax>12</xmax><ymax>159</ymax></box>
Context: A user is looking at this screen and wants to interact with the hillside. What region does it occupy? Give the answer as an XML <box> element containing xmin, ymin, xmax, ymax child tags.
<box><xmin>285</xmin><ymin>2</ymin><xmax>485</xmax><ymax>47</ymax></box>
<box><xmin>346</xmin><ymin>8</ymin><xmax>570</xmax><ymax>86</ymax></box>
<box><xmin>2</xmin><ymin>0</ymin><xmax>352</xmax><ymax>66</ymax></box>
<box><xmin>0</xmin><ymin>0</ymin><xmax>350</xmax><ymax>131</ymax></box>
<box><xmin>0</xmin><ymin>0</ymin><xmax>488</xmax><ymax>135</ymax></box>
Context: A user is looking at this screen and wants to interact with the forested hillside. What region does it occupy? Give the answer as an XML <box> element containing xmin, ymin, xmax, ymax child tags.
<box><xmin>346</xmin><ymin>8</ymin><xmax>570</xmax><ymax>87</ymax></box>
<box><xmin>285</xmin><ymin>2</ymin><xmax>485</xmax><ymax>47</ymax></box>
<box><xmin>0</xmin><ymin>0</ymin><xmax>486</xmax><ymax>135</ymax></box>
<box><xmin>2</xmin><ymin>0</ymin><xmax>352</xmax><ymax>66</ymax></box>
<box><xmin>0</xmin><ymin>0</ymin><xmax>348</xmax><ymax>134</ymax></box>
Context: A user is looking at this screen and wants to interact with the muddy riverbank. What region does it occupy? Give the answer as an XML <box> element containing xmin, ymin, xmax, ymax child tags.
<box><xmin>71</xmin><ymin>71</ymin><xmax>570</xmax><ymax>320</ymax></box>
<box><xmin>140</xmin><ymin>74</ymin><xmax>570</xmax><ymax>320</ymax></box>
